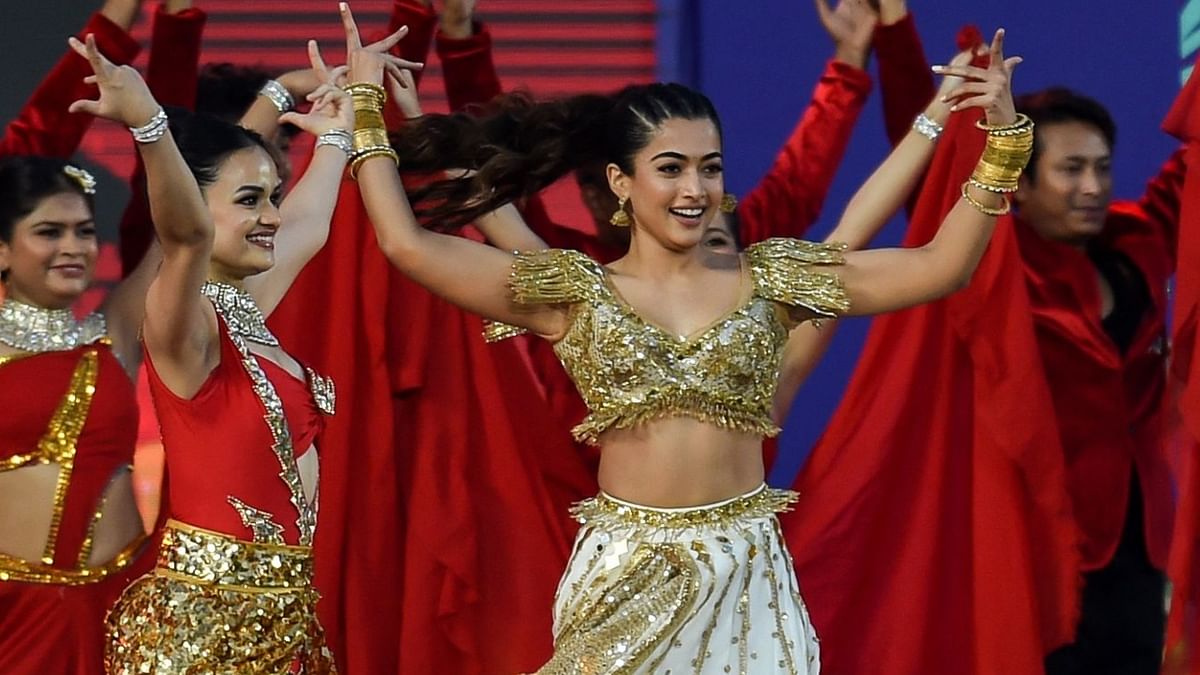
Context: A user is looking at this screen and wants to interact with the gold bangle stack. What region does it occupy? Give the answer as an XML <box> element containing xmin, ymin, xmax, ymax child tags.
<box><xmin>346</xmin><ymin>82</ymin><xmax>398</xmax><ymax>180</ymax></box>
<box><xmin>961</xmin><ymin>113</ymin><xmax>1035</xmax><ymax>216</ymax></box>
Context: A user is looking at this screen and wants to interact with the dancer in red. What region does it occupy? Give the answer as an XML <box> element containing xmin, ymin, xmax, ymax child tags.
<box><xmin>60</xmin><ymin>29</ymin><xmax>371</xmax><ymax>671</ymax></box>
<box><xmin>0</xmin><ymin>155</ymin><xmax>158</xmax><ymax>673</ymax></box>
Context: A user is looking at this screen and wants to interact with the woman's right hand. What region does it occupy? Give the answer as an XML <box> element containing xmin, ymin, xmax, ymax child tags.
<box><xmin>932</xmin><ymin>28</ymin><xmax>1022</xmax><ymax>126</ymax></box>
<box><xmin>66</xmin><ymin>34</ymin><xmax>162</xmax><ymax>128</ymax></box>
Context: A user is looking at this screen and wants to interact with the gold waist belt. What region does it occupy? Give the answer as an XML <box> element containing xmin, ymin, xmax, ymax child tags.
<box><xmin>157</xmin><ymin>519</ymin><xmax>313</xmax><ymax>592</ymax></box>
<box><xmin>570</xmin><ymin>484</ymin><xmax>798</xmax><ymax>534</ymax></box>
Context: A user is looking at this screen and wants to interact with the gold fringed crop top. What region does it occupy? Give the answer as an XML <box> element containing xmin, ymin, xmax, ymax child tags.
<box><xmin>504</xmin><ymin>238</ymin><xmax>850</xmax><ymax>445</ymax></box>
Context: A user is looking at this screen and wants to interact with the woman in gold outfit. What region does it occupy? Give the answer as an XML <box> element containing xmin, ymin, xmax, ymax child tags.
<box><xmin>340</xmin><ymin>0</ymin><xmax>1031</xmax><ymax>668</ymax></box>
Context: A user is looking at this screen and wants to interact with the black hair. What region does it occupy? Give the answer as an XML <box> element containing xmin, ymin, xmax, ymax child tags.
<box><xmin>0</xmin><ymin>155</ymin><xmax>96</xmax><ymax>242</ymax></box>
<box><xmin>196</xmin><ymin>62</ymin><xmax>299</xmax><ymax>139</ymax></box>
<box><xmin>389</xmin><ymin>82</ymin><xmax>723</xmax><ymax>230</ymax></box>
<box><xmin>166</xmin><ymin>108</ymin><xmax>274</xmax><ymax>189</ymax></box>
<box><xmin>1015</xmin><ymin>87</ymin><xmax>1117</xmax><ymax>181</ymax></box>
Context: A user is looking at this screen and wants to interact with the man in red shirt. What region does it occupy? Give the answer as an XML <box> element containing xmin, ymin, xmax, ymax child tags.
<box><xmin>1013</xmin><ymin>88</ymin><xmax>1181</xmax><ymax>675</ymax></box>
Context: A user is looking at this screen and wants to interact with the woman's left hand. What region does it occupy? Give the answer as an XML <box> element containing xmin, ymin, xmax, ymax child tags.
<box><xmin>280</xmin><ymin>40</ymin><xmax>353</xmax><ymax>136</ymax></box>
<box><xmin>932</xmin><ymin>28</ymin><xmax>1022</xmax><ymax>126</ymax></box>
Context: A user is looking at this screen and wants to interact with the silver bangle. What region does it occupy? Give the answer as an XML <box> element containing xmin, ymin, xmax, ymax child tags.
<box><xmin>315</xmin><ymin>128</ymin><xmax>353</xmax><ymax>156</ymax></box>
<box><xmin>129</xmin><ymin>108</ymin><xmax>169</xmax><ymax>144</ymax></box>
<box><xmin>913</xmin><ymin>113</ymin><xmax>944</xmax><ymax>142</ymax></box>
<box><xmin>259</xmin><ymin>79</ymin><xmax>295</xmax><ymax>113</ymax></box>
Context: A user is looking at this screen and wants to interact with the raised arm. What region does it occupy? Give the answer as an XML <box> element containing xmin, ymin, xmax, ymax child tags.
<box><xmin>0</xmin><ymin>3</ymin><xmax>141</xmax><ymax>158</ymax></box>
<box><xmin>241</xmin><ymin>42</ymin><xmax>356</xmax><ymax>316</ymax></box>
<box><xmin>343</xmin><ymin>4</ymin><xmax>566</xmax><ymax>339</ymax></box>
<box><xmin>834</xmin><ymin>29</ymin><xmax>1027</xmax><ymax>316</ymax></box>
<box><xmin>873</xmin><ymin>0</ymin><xmax>937</xmax><ymax>147</ymax></box>
<box><xmin>118</xmin><ymin>0</ymin><xmax>206</xmax><ymax>276</ymax></box>
<box><xmin>68</xmin><ymin>34</ymin><xmax>214</xmax><ymax>394</ymax></box>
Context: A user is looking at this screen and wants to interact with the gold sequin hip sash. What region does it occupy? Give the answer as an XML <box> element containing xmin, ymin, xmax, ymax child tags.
<box><xmin>105</xmin><ymin>519</ymin><xmax>336</xmax><ymax>674</ymax></box>
<box><xmin>538</xmin><ymin>485</ymin><xmax>820</xmax><ymax>675</ymax></box>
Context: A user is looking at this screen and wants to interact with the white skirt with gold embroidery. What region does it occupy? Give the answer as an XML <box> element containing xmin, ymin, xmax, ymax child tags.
<box><xmin>536</xmin><ymin>485</ymin><xmax>819</xmax><ymax>675</ymax></box>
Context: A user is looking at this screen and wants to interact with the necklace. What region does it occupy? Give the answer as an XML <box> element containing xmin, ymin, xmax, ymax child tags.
<box><xmin>0</xmin><ymin>298</ymin><xmax>105</xmax><ymax>352</ymax></box>
<box><xmin>200</xmin><ymin>281</ymin><xmax>279</xmax><ymax>347</ymax></box>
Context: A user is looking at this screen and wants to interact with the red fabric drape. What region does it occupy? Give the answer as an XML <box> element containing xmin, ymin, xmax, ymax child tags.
<box><xmin>269</xmin><ymin>179</ymin><xmax>405</xmax><ymax>675</ymax></box>
<box><xmin>783</xmin><ymin>104</ymin><xmax>1078</xmax><ymax>674</ymax></box>
<box><xmin>1162</xmin><ymin>55</ymin><xmax>1200</xmax><ymax>675</ymax></box>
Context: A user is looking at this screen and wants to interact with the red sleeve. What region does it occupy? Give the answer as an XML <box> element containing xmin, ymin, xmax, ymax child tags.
<box><xmin>120</xmin><ymin>7</ymin><xmax>208</xmax><ymax>276</ymax></box>
<box><xmin>735</xmin><ymin>60</ymin><xmax>871</xmax><ymax>247</ymax></box>
<box><xmin>874</xmin><ymin>13</ymin><xmax>935</xmax><ymax>148</ymax></box>
<box><xmin>1104</xmin><ymin>148</ymin><xmax>1186</xmax><ymax>273</ymax></box>
<box><xmin>146</xmin><ymin>6</ymin><xmax>206</xmax><ymax>109</ymax></box>
<box><xmin>0</xmin><ymin>12</ymin><xmax>140</xmax><ymax>158</ymax></box>
<box><xmin>381</xmin><ymin>0</ymin><xmax>436</xmax><ymax>130</ymax></box>
<box><xmin>437</xmin><ymin>23</ymin><xmax>502</xmax><ymax>111</ymax></box>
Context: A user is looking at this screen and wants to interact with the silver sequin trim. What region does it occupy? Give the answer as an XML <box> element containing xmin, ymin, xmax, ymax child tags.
<box><xmin>0</xmin><ymin>299</ymin><xmax>106</xmax><ymax>352</ymax></box>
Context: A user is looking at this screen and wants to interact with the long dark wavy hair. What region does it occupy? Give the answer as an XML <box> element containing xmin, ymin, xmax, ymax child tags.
<box><xmin>390</xmin><ymin>82</ymin><xmax>722</xmax><ymax>231</ymax></box>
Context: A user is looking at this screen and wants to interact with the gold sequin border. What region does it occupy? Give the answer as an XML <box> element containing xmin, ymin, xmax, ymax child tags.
<box><xmin>0</xmin><ymin>534</ymin><xmax>145</xmax><ymax>585</ymax></box>
<box><xmin>156</xmin><ymin>519</ymin><xmax>314</xmax><ymax>592</ymax></box>
<box><xmin>570</xmin><ymin>486</ymin><xmax>798</xmax><ymax>535</ymax></box>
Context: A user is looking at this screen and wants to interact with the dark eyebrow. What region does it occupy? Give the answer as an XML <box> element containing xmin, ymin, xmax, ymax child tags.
<box><xmin>31</xmin><ymin>218</ymin><xmax>95</xmax><ymax>228</ymax></box>
<box><xmin>650</xmin><ymin>151</ymin><xmax>723</xmax><ymax>162</ymax></box>
<box><xmin>236</xmin><ymin>185</ymin><xmax>267</xmax><ymax>194</ymax></box>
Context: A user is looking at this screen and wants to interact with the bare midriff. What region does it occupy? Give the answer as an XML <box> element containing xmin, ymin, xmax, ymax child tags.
<box><xmin>596</xmin><ymin>417</ymin><xmax>765</xmax><ymax>508</ymax></box>
<box><xmin>0</xmin><ymin>464</ymin><xmax>143</xmax><ymax>567</ymax></box>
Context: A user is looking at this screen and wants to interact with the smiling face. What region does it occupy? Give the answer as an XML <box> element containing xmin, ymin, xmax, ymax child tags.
<box><xmin>0</xmin><ymin>191</ymin><xmax>97</xmax><ymax>309</ymax></box>
<box><xmin>606</xmin><ymin>117</ymin><xmax>725</xmax><ymax>253</ymax></box>
<box><xmin>1014</xmin><ymin>121</ymin><xmax>1113</xmax><ymax>245</ymax></box>
<box><xmin>204</xmin><ymin>146</ymin><xmax>283</xmax><ymax>282</ymax></box>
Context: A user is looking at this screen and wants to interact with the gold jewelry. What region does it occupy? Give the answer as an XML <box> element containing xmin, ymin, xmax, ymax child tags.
<box><xmin>62</xmin><ymin>165</ymin><xmax>96</xmax><ymax>195</ymax></box>
<box><xmin>350</xmin><ymin>146</ymin><xmax>399</xmax><ymax>180</ymax></box>
<box><xmin>975</xmin><ymin>113</ymin><xmax>1033</xmax><ymax>135</ymax></box>
<box><xmin>720</xmin><ymin>193</ymin><xmax>738</xmax><ymax>214</ymax></box>
<box><xmin>968</xmin><ymin>114</ymin><xmax>1034</xmax><ymax>194</ymax></box>
<box><xmin>345</xmin><ymin>82</ymin><xmax>387</xmax><ymax>104</ymax></box>
<box><xmin>961</xmin><ymin>181</ymin><xmax>1011</xmax><ymax>216</ymax></box>
<box><xmin>609</xmin><ymin>196</ymin><xmax>631</xmax><ymax>227</ymax></box>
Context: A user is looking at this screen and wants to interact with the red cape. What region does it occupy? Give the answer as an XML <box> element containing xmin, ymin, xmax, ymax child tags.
<box><xmin>783</xmin><ymin>106</ymin><xmax>1079</xmax><ymax>673</ymax></box>
<box><xmin>1162</xmin><ymin>53</ymin><xmax>1200</xmax><ymax>675</ymax></box>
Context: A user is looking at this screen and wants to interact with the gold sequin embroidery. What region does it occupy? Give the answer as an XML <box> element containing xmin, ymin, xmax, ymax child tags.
<box><xmin>506</xmin><ymin>240</ymin><xmax>848</xmax><ymax>445</ymax></box>
<box><xmin>106</xmin><ymin>522</ymin><xmax>334</xmax><ymax>674</ymax></box>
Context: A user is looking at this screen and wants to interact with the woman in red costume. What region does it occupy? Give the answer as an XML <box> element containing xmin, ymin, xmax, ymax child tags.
<box><xmin>0</xmin><ymin>155</ymin><xmax>157</xmax><ymax>674</ymax></box>
<box><xmin>59</xmin><ymin>27</ymin><xmax>395</xmax><ymax>671</ymax></box>
<box><xmin>346</xmin><ymin>0</ymin><xmax>1028</xmax><ymax>667</ymax></box>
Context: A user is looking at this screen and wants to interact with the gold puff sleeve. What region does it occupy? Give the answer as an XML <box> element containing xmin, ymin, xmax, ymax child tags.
<box><xmin>484</xmin><ymin>248</ymin><xmax>605</xmax><ymax>343</ymax></box>
<box><xmin>745</xmin><ymin>238</ymin><xmax>851</xmax><ymax>327</ymax></box>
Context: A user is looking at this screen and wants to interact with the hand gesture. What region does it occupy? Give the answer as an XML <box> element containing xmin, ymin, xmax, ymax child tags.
<box><xmin>67</xmin><ymin>34</ymin><xmax>161</xmax><ymax>128</ymax></box>
<box><xmin>341</xmin><ymin>2</ymin><xmax>424</xmax><ymax>88</ymax></box>
<box><xmin>279</xmin><ymin>41</ymin><xmax>354</xmax><ymax>137</ymax></box>
<box><xmin>933</xmin><ymin>29</ymin><xmax>1021</xmax><ymax>126</ymax></box>
<box><xmin>814</xmin><ymin>0</ymin><xmax>878</xmax><ymax>69</ymax></box>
